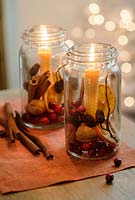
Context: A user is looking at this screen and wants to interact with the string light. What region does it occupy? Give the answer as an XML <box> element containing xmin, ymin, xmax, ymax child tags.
<box><xmin>118</xmin><ymin>35</ymin><xmax>128</xmax><ymax>46</ymax></box>
<box><xmin>85</xmin><ymin>28</ymin><xmax>95</xmax><ymax>39</ymax></box>
<box><xmin>124</xmin><ymin>96</ymin><xmax>135</xmax><ymax>107</ymax></box>
<box><xmin>88</xmin><ymin>3</ymin><xmax>100</xmax><ymax>14</ymax></box>
<box><xmin>121</xmin><ymin>63</ymin><xmax>132</xmax><ymax>73</ymax></box>
<box><xmin>105</xmin><ymin>21</ymin><xmax>116</xmax><ymax>31</ymax></box>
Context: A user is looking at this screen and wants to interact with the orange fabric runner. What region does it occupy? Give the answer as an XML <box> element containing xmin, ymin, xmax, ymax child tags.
<box><xmin>0</xmin><ymin>127</ymin><xmax>135</xmax><ymax>194</ymax></box>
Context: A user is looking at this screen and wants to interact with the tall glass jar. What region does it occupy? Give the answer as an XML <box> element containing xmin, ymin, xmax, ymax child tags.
<box><xmin>19</xmin><ymin>25</ymin><xmax>69</xmax><ymax>129</ymax></box>
<box><xmin>64</xmin><ymin>43</ymin><xmax>121</xmax><ymax>160</ymax></box>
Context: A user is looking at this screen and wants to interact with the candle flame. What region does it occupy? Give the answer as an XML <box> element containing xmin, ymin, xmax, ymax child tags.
<box><xmin>41</xmin><ymin>25</ymin><xmax>47</xmax><ymax>40</ymax></box>
<box><xmin>89</xmin><ymin>44</ymin><xmax>95</xmax><ymax>62</ymax></box>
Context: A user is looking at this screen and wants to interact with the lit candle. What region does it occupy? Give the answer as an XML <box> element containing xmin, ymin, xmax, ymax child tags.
<box><xmin>84</xmin><ymin>44</ymin><xmax>99</xmax><ymax>117</ymax></box>
<box><xmin>38</xmin><ymin>26</ymin><xmax>51</xmax><ymax>74</ymax></box>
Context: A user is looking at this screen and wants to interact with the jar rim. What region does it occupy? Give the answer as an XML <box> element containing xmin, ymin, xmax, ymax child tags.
<box><xmin>22</xmin><ymin>24</ymin><xmax>65</xmax><ymax>45</ymax></box>
<box><xmin>67</xmin><ymin>43</ymin><xmax>118</xmax><ymax>64</ymax></box>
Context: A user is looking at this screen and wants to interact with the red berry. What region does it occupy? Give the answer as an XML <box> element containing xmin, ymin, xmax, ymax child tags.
<box><xmin>48</xmin><ymin>101</ymin><xmax>56</xmax><ymax>109</ymax></box>
<box><xmin>114</xmin><ymin>158</ymin><xmax>122</xmax><ymax>167</ymax></box>
<box><xmin>48</xmin><ymin>113</ymin><xmax>57</xmax><ymax>120</ymax></box>
<box><xmin>72</xmin><ymin>100</ymin><xmax>80</xmax><ymax>108</ymax></box>
<box><xmin>105</xmin><ymin>174</ymin><xmax>114</xmax><ymax>184</ymax></box>
<box><xmin>77</xmin><ymin>105</ymin><xmax>86</xmax><ymax>113</ymax></box>
<box><xmin>98</xmin><ymin>147</ymin><xmax>107</xmax><ymax>157</ymax></box>
<box><xmin>88</xmin><ymin>148</ymin><xmax>96</xmax><ymax>156</ymax></box>
<box><xmin>56</xmin><ymin>116</ymin><xmax>64</xmax><ymax>123</ymax></box>
<box><xmin>71</xmin><ymin>108</ymin><xmax>77</xmax><ymax>115</ymax></box>
<box><xmin>40</xmin><ymin>117</ymin><xmax>50</xmax><ymax>125</ymax></box>
<box><xmin>54</xmin><ymin>104</ymin><xmax>62</xmax><ymax>114</ymax></box>
<box><xmin>81</xmin><ymin>143</ymin><xmax>91</xmax><ymax>151</ymax></box>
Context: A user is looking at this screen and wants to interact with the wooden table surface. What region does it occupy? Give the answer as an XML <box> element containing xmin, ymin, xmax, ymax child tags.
<box><xmin>0</xmin><ymin>89</ymin><xmax>135</xmax><ymax>200</ymax></box>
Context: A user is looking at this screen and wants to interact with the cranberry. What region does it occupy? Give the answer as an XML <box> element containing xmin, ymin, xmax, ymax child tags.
<box><xmin>77</xmin><ymin>105</ymin><xmax>86</xmax><ymax>113</ymax></box>
<box><xmin>81</xmin><ymin>143</ymin><xmax>91</xmax><ymax>151</ymax></box>
<box><xmin>56</xmin><ymin>116</ymin><xmax>64</xmax><ymax>123</ymax></box>
<box><xmin>69</xmin><ymin>143</ymin><xmax>82</xmax><ymax>154</ymax></box>
<box><xmin>72</xmin><ymin>100</ymin><xmax>80</xmax><ymax>108</ymax></box>
<box><xmin>48</xmin><ymin>101</ymin><xmax>56</xmax><ymax>109</ymax></box>
<box><xmin>88</xmin><ymin>148</ymin><xmax>96</xmax><ymax>157</ymax></box>
<box><xmin>105</xmin><ymin>174</ymin><xmax>114</xmax><ymax>184</ymax></box>
<box><xmin>48</xmin><ymin>113</ymin><xmax>57</xmax><ymax>120</ymax></box>
<box><xmin>114</xmin><ymin>158</ymin><xmax>122</xmax><ymax>167</ymax></box>
<box><xmin>0</xmin><ymin>130</ymin><xmax>7</xmax><ymax>138</ymax></box>
<box><xmin>71</xmin><ymin>108</ymin><xmax>77</xmax><ymax>115</ymax></box>
<box><xmin>53</xmin><ymin>104</ymin><xmax>62</xmax><ymax>114</ymax></box>
<box><xmin>98</xmin><ymin>147</ymin><xmax>107</xmax><ymax>157</ymax></box>
<box><xmin>40</xmin><ymin>117</ymin><xmax>50</xmax><ymax>125</ymax></box>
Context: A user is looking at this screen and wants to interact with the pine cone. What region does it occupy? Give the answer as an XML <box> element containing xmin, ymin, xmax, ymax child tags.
<box><xmin>83</xmin><ymin>114</ymin><xmax>96</xmax><ymax>127</ymax></box>
<box><xmin>95</xmin><ymin>109</ymin><xmax>105</xmax><ymax>124</ymax></box>
<box><xmin>54</xmin><ymin>79</ymin><xmax>64</xmax><ymax>93</ymax></box>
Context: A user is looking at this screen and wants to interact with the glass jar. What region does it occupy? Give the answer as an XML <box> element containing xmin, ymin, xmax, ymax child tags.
<box><xmin>64</xmin><ymin>43</ymin><xmax>121</xmax><ymax>160</ymax></box>
<box><xmin>19</xmin><ymin>25</ymin><xmax>69</xmax><ymax>129</ymax></box>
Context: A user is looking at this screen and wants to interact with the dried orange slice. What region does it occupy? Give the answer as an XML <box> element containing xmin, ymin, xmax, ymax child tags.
<box><xmin>97</xmin><ymin>84</ymin><xmax>116</xmax><ymax>116</ymax></box>
<box><xmin>43</xmin><ymin>81</ymin><xmax>62</xmax><ymax>112</ymax></box>
<box><xmin>95</xmin><ymin>124</ymin><xmax>118</xmax><ymax>147</ymax></box>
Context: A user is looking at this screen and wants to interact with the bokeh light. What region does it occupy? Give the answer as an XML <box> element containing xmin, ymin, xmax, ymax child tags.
<box><xmin>120</xmin><ymin>9</ymin><xmax>132</xmax><ymax>22</ymax></box>
<box><xmin>118</xmin><ymin>35</ymin><xmax>128</xmax><ymax>46</ymax></box>
<box><xmin>124</xmin><ymin>96</ymin><xmax>135</xmax><ymax>107</ymax></box>
<box><xmin>88</xmin><ymin>15</ymin><xmax>96</xmax><ymax>25</ymax></box>
<box><xmin>71</xmin><ymin>27</ymin><xmax>83</xmax><ymax>38</ymax></box>
<box><xmin>95</xmin><ymin>14</ymin><xmax>104</xmax><ymax>25</ymax></box>
<box><xmin>88</xmin><ymin>3</ymin><xmax>100</xmax><ymax>14</ymax></box>
<box><xmin>126</xmin><ymin>21</ymin><xmax>135</xmax><ymax>31</ymax></box>
<box><xmin>121</xmin><ymin>63</ymin><xmax>132</xmax><ymax>73</ymax></box>
<box><xmin>119</xmin><ymin>19</ymin><xmax>128</xmax><ymax>29</ymax></box>
<box><xmin>105</xmin><ymin>21</ymin><xmax>116</xmax><ymax>31</ymax></box>
<box><xmin>85</xmin><ymin>28</ymin><xmax>95</xmax><ymax>39</ymax></box>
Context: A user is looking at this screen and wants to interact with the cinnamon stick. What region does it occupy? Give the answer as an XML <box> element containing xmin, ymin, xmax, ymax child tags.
<box><xmin>15</xmin><ymin>111</ymin><xmax>54</xmax><ymax>160</ymax></box>
<box><xmin>4</xmin><ymin>103</ymin><xmax>15</xmax><ymax>143</ymax></box>
<box><xmin>28</xmin><ymin>77</ymin><xmax>39</xmax><ymax>102</ymax></box>
<box><xmin>29</xmin><ymin>63</ymin><xmax>40</xmax><ymax>77</ymax></box>
<box><xmin>4</xmin><ymin>103</ymin><xmax>41</xmax><ymax>154</ymax></box>
<box><xmin>35</xmin><ymin>79</ymin><xmax>51</xmax><ymax>99</ymax></box>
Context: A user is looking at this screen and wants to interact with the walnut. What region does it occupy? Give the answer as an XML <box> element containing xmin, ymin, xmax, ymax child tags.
<box><xmin>27</xmin><ymin>99</ymin><xmax>45</xmax><ymax>115</ymax></box>
<box><xmin>75</xmin><ymin>125</ymin><xmax>97</xmax><ymax>142</ymax></box>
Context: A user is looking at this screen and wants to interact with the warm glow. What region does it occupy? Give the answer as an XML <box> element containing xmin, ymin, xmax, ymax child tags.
<box><xmin>88</xmin><ymin>3</ymin><xmax>100</xmax><ymax>14</ymax></box>
<box><xmin>120</xmin><ymin>9</ymin><xmax>132</xmax><ymax>22</ymax></box>
<box><xmin>105</xmin><ymin>21</ymin><xmax>116</xmax><ymax>31</ymax></box>
<box><xmin>85</xmin><ymin>28</ymin><xmax>95</xmax><ymax>39</ymax></box>
<box><xmin>65</xmin><ymin>40</ymin><xmax>74</xmax><ymax>48</ymax></box>
<box><xmin>119</xmin><ymin>50</ymin><xmax>130</xmax><ymax>61</ymax></box>
<box><xmin>71</xmin><ymin>27</ymin><xmax>83</xmax><ymax>38</ymax></box>
<box><xmin>95</xmin><ymin>14</ymin><xmax>104</xmax><ymax>25</ymax></box>
<box><xmin>88</xmin><ymin>15</ymin><xmax>96</xmax><ymax>25</ymax></box>
<box><xmin>124</xmin><ymin>97</ymin><xmax>135</xmax><ymax>107</ymax></box>
<box><xmin>89</xmin><ymin>44</ymin><xmax>95</xmax><ymax>62</ymax></box>
<box><xmin>118</xmin><ymin>35</ymin><xmax>128</xmax><ymax>46</ymax></box>
<box><xmin>121</xmin><ymin>63</ymin><xmax>132</xmax><ymax>73</ymax></box>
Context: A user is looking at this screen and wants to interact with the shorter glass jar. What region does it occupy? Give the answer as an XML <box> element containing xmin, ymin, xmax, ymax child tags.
<box><xmin>64</xmin><ymin>43</ymin><xmax>121</xmax><ymax>160</ymax></box>
<box><xmin>19</xmin><ymin>25</ymin><xmax>69</xmax><ymax>129</ymax></box>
